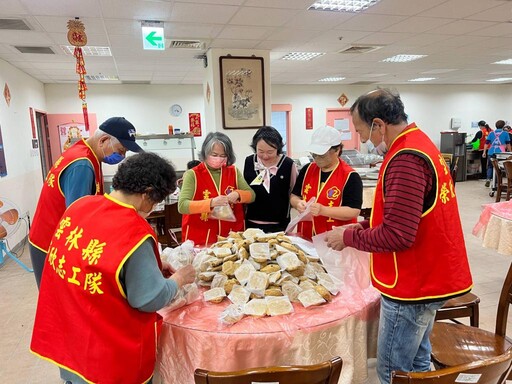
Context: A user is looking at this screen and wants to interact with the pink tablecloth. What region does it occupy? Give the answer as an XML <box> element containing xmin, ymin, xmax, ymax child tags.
<box><xmin>473</xmin><ymin>200</ymin><xmax>512</xmax><ymax>256</ymax></box>
<box><xmin>156</xmin><ymin>249</ymin><xmax>380</xmax><ymax>384</ymax></box>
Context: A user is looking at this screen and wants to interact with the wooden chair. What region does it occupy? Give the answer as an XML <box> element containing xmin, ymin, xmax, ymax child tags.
<box><xmin>502</xmin><ymin>160</ymin><xmax>512</xmax><ymax>201</ymax></box>
<box><xmin>435</xmin><ymin>292</ymin><xmax>480</xmax><ymax>327</ymax></box>
<box><xmin>391</xmin><ymin>349</ymin><xmax>512</xmax><ymax>384</ymax></box>
<box><xmin>430</xmin><ymin>261</ymin><xmax>512</xmax><ymax>373</ymax></box>
<box><xmin>450</xmin><ymin>156</ymin><xmax>459</xmax><ymax>185</ymax></box>
<box><xmin>193</xmin><ymin>356</ymin><xmax>342</xmax><ymax>384</ymax></box>
<box><xmin>491</xmin><ymin>158</ymin><xmax>507</xmax><ymax>202</ymax></box>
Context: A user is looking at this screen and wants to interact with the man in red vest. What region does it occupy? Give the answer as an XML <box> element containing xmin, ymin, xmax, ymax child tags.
<box><xmin>29</xmin><ymin>117</ymin><xmax>142</xmax><ymax>288</ymax></box>
<box><xmin>326</xmin><ymin>89</ymin><xmax>472</xmax><ymax>384</ymax></box>
<box><xmin>31</xmin><ymin>152</ymin><xmax>196</xmax><ymax>384</ymax></box>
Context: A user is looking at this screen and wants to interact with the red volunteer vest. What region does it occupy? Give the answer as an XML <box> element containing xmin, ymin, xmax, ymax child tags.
<box><xmin>29</xmin><ymin>139</ymin><xmax>103</xmax><ymax>252</ymax></box>
<box><xmin>297</xmin><ymin>159</ymin><xmax>357</xmax><ymax>240</ymax></box>
<box><xmin>370</xmin><ymin>124</ymin><xmax>472</xmax><ymax>300</ymax></box>
<box><xmin>31</xmin><ymin>194</ymin><xmax>161</xmax><ymax>384</ymax></box>
<box><xmin>182</xmin><ymin>162</ymin><xmax>245</xmax><ymax>246</ymax></box>
<box><xmin>479</xmin><ymin>127</ymin><xmax>489</xmax><ymax>151</ymax></box>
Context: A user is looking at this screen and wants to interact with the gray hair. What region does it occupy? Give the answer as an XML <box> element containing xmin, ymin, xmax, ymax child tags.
<box><xmin>94</xmin><ymin>128</ymin><xmax>120</xmax><ymax>145</ymax></box>
<box><xmin>199</xmin><ymin>132</ymin><xmax>236</xmax><ymax>166</ymax></box>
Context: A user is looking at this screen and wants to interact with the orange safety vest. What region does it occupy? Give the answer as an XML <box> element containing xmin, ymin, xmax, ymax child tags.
<box><xmin>182</xmin><ymin>162</ymin><xmax>245</xmax><ymax>246</ymax></box>
<box><xmin>297</xmin><ymin>159</ymin><xmax>356</xmax><ymax>240</ymax></box>
<box><xmin>31</xmin><ymin>194</ymin><xmax>160</xmax><ymax>384</ymax></box>
<box><xmin>29</xmin><ymin>139</ymin><xmax>103</xmax><ymax>253</ymax></box>
<box><xmin>370</xmin><ymin>123</ymin><xmax>473</xmax><ymax>300</ymax></box>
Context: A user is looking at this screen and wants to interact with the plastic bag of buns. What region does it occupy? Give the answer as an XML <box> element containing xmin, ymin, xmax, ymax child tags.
<box><xmin>243</xmin><ymin>298</ymin><xmax>268</xmax><ymax>317</ymax></box>
<box><xmin>203</xmin><ymin>287</ymin><xmax>226</xmax><ymax>303</ymax></box>
<box><xmin>209</xmin><ymin>204</ymin><xmax>236</xmax><ymax>222</ymax></box>
<box><xmin>219</xmin><ymin>304</ymin><xmax>245</xmax><ymax>325</ymax></box>
<box><xmin>265</xmin><ymin>296</ymin><xmax>293</xmax><ymax>316</ymax></box>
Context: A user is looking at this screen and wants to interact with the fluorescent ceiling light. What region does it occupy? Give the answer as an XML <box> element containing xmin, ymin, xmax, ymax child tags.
<box><xmin>318</xmin><ymin>76</ymin><xmax>345</xmax><ymax>82</ymax></box>
<box><xmin>382</xmin><ymin>54</ymin><xmax>427</xmax><ymax>63</ymax></box>
<box><xmin>408</xmin><ymin>77</ymin><xmax>436</xmax><ymax>82</ymax></box>
<box><xmin>487</xmin><ymin>77</ymin><xmax>512</xmax><ymax>82</ymax></box>
<box><xmin>61</xmin><ymin>45</ymin><xmax>112</xmax><ymax>56</ymax></box>
<box><xmin>493</xmin><ymin>59</ymin><xmax>512</xmax><ymax>65</ymax></box>
<box><xmin>85</xmin><ymin>74</ymin><xmax>119</xmax><ymax>81</ymax></box>
<box><xmin>281</xmin><ymin>52</ymin><xmax>325</xmax><ymax>61</ymax></box>
<box><xmin>308</xmin><ymin>0</ymin><xmax>381</xmax><ymax>12</ymax></box>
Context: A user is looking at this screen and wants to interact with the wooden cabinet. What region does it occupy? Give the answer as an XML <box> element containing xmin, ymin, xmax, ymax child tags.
<box><xmin>146</xmin><ymin>203</ymin><xmax>182</xmax><ymax>248</ymax></box>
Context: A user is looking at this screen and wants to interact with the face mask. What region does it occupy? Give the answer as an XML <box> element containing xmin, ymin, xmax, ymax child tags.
<box><xmin>206</xmin><ymin>155</ymin><xmax>227</xmax><ymax>169</ymax></box>
<box><xmin>137</xmin><ymin>196</ymin><xmax>156</xmax><ymax>219</ymax></box>
<box><xmin>364</xmin><ymin>121</ymin><xmax>388</xmax><ymax>156</ymax></box>
<box><xmin>103</xmin><ymin>140</ymin><xmax>125</xmax><ymax>165</ymax></box>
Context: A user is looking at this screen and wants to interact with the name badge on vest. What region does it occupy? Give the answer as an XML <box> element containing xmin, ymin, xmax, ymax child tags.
<box><xmin>250</xmin><ymin>171</ymin><xmax>265</xmax><ymax>186</ymax></box>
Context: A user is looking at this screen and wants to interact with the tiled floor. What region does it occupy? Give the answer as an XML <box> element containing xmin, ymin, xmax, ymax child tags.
<box><xmin>0</xmin><ymin>179</ymin><xmax>510</xmax><ymax>383</ymax></box>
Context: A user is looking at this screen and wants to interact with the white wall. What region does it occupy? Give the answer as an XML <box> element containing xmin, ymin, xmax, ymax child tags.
<box><xmin>45</xmin><ymin>83</ymin><xmax>512</xmax><ymax>164</ymax></box>
<box><xmin>271</xmin><ymin>84</ymin><xmax>512</xmax><ymax>157</ymax></box>
<box><xmin>0</xmin><ymin>58</ymin><xmax>47</xmax><ymax>248</ymax></box>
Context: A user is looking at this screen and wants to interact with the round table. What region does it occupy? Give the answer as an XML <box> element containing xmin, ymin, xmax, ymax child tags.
<box><xmin>474</xmin><ymin>200</ymin><xmax>512</xmax><ymax>256</ymax></box>
<box><xmin>155</xmin><ymin>249</ymin><xmax>380</xmax><ymax>384</ymax></box>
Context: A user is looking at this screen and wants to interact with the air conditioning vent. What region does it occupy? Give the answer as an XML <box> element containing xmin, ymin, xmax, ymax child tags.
<box><xmin>0</xmin><ymin>18</ymin><xmax>31</xmax><ymax>30</ymax></box>
<box><xmin>168</xmin><ymin>40</ymin><xmax>204</xmax><ymax>50</ymax></box>
<box><xmin>14</xmin><ymin>46</ymin><xmax>54</xmax><ymax>54</ymax></box>
<box><xmin>338</xmin><ymin>45</ymin><xmax>382</xmax><ymax>54</ymax></box>
<box><xmin>350</xmin><ymin>81</ymin><xmax>379</xmax><ymax>85</ymax></box>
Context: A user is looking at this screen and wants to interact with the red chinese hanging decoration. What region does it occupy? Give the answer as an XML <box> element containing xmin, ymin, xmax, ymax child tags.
<box><xmin>189</xmin><ymin>113</ymin><xmax>202</xmax><ymax>137</ymax></box>
<box><xmin>67</xmin><ymin>18</ymin><xmax>90</xmax><ymax>130</ymax></box>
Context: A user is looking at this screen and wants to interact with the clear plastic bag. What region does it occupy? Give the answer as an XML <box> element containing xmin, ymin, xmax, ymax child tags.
<box><xmin>163</xmin><ymin>283</ymin><xmax>201</xmax><ymax>313</ymax></box>
<box><xmin>209</xmin><ymin>205</ymin><xmax>237</xmax><ymax>222</ymax></box>
<box><xmin>285</xmin><ymin>197</ymin><xmax>316</xmax><ymax>234</ymax></box>
<box><xmin>161</xmin><ymin>240</ymin><xmax>196</xmax><ymax>271</ymax></box>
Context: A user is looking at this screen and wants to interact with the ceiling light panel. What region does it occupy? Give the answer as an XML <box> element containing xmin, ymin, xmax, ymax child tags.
<box><xmin>487</xmin><ymin>77</ymin><xmax>512</xmax><ymax>82</ymax></box>
<box><xmin>61</xmin><ymin>45</ymin><xmax>112</xmax><ymax>56</ymax></box>
<box><xmin>281</xmin><ymin>52</ymin><xmax>325</xmax><ymax>61</ymax></box>
<box><xmin>493</xmin><ymin>59</ymin><xmax>512</xmax><ymax>65</ymax></box>
<box><xmin>408</xmin><ymin>77</ymin><xmax>436</xmax><ymax>82</ymax></box>
<box><xmin>308</xmin><ymin>0</ymin><xmax>381</xmax><ymax>12</ymax></box>
<box><xmin>381</xmin><ymin>54</ymin><xmax>427</xmax><ymax>63</ymax></box>
<box><xmin>318</xmin><ymin>76</ymin><xmax>345</xmax><ymax>82</ymax></box>
<box><xmin>85</xmin><ymin>74</ymin><xmax>119</xmax><ymax>81</ymax></box>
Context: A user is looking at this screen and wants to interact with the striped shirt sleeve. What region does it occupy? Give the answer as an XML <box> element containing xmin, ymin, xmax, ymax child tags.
<box><xmin>344</xmin><ymin>153</ymin><xmax>433</xmax><ymax>252</ymax></box>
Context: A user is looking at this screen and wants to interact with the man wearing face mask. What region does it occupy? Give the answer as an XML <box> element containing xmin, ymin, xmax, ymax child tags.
<box><xmin>29</xmin><ymin>116</ymin><xmax>143</xmax><ymax>289</ymax></box>
<box><xmin>31</xmin><ymin>152</ymin><xmax>196</xmax><ymax>384</ymax></box>
<box><xmin>325</xmin><ymin>89</ymin><xmax>472</xmax><ymax>384</ymax></box>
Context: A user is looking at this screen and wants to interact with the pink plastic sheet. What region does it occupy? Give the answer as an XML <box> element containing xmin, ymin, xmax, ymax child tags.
<box><xmin>473</xmin><ymin>200</ymin><xmax>512</xmax><ymax>237</ymax></box>
<box><xmin>156</xmin><ymin>247</ymin><xmax>380</xmax><ymax>384</ymax></box>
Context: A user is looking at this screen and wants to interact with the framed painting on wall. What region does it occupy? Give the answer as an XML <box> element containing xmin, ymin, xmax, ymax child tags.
<box><xmin>219</xmin><ymin>56</ymin><xmax>265</xmax><ymax>129</ymax></box>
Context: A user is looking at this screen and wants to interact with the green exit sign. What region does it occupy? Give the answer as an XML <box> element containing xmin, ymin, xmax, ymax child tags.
<box><xmin>142</xmin><ymin>26</ymin><xmax>164</xmax><ymax>50</ymax></box>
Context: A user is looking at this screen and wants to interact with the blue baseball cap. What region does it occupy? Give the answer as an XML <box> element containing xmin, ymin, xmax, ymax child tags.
<box><xmin>99</xmin><ymin>117</ymin><xmax>143</xmax><ymax>153</ymax></box>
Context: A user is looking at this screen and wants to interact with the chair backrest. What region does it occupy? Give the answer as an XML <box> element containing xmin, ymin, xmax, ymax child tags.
<box><xmin>449</xmin><ymin>156</ymin><xmax>459</xmax><ymax>184</ymax></box>
<box><xmin>391</xmin><ymin>349</ymin><xmax>512</xmax><ymax>384</ymax></box>
<box><xmin>491</xmin><ymin>158</ymin><xmax>503</xmax><ymax>181</ymax></box>
<box><xmin>495</xmin><ymin>262</ymin><xmax>512</xmax><ymax>336</ymax></box>
<box><xmin>194</xmin><ymin>356</ymin><xmax>343</xmax><ymax>384</ymax></box>
<box><xmin>503</xmin><ymin>160</ymin><xmax>512</xmax><ymax>181</ymax></box>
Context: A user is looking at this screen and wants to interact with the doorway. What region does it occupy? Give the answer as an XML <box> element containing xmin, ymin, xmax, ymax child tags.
<box><xmin>271</xmin><ymin>104</ymin><xmax>292</xmax><ymax>155</ymax></box>
<box><xmin>326</xmin><ymin>108</ymin><xmax>359</xmax><ymax>151</ymax></box>
<box><xmin>35</xmin><ymin>111</ymin><xmax>52</xmax><ymax>179</ymax></box>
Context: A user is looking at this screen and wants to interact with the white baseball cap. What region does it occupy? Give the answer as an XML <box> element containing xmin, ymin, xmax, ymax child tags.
<box><xmin>307</xmin><ymin>126</ymin><xmax>342</xmax><ymax>155</ymax></box>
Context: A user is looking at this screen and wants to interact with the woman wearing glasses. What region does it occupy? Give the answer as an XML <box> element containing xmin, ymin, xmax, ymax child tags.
<box><xmin>290</xmin><ymin>126</ymin><xmax>362</xmax><ymax>240</ymax></box>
